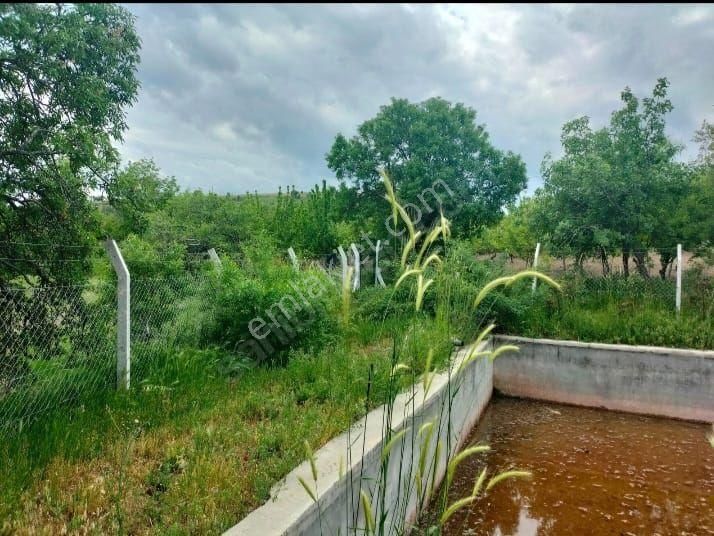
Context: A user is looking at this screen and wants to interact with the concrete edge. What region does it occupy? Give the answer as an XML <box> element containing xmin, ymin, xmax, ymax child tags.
<box><xmin>226</xmin><ymin>335</ymin><xmax>713</xmax><ymax>534</ymax></box>
<box><xmin>224</xmin><ymin>341</ymin><xmax>493</xmax><ymax>535</ymax></box>
<box><xmin>493</xmin><ymin>335</ymin><xmax>714</xmax><ymax>423</ymax></box>
<box><xmin>493</xmin><ymin>334</ymin><xmax>714</xmax><ymax>358</ymax></box>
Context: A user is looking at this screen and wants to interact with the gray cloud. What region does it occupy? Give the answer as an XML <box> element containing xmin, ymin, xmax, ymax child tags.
<box><xmin>119</xmin><ymin>4</ymin><xmax>714</xmax><ymax>194</ymax></box>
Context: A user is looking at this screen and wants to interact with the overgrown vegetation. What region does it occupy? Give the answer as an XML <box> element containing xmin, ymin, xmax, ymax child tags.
<box><xmin>499</xmin><ymin>270</ymin><xmax>713</xmax><ymax>349</ymax></box>
<box><xmin>0</xmin><ymin>309</ymin><xmax>456</xmax><ymax>533</ymax></box>
<box><xmin>1</xmin><ymin>3</ymin><xmax>713</xmax><ymax>533</ymax></box>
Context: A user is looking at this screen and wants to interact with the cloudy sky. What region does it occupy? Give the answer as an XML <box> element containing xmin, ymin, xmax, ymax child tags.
<box><xmin>119</xmin><ymin>4</ymin><xmax>714</xmax><ymax>194</ymax></box>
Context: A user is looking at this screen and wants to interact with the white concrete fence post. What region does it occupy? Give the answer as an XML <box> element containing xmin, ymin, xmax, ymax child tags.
<box><xmin>676</xmin><ymin>243</ymin><xmax>682</xmax><ymax>316</ymax></box>
<box><xmin>531</xmin><ymin>242</ymin><xmax>541</xmax><ymax>293</ymax></box>
<box><xmin>207</xmin><ymin>248</ymin><xmax>222</xmax><ymax>269</ymax></box>
<box><xmin>338</xmin><ymin>246</ymin><xmax>348</xmax><ymax>290</ymax></box>
<box><xmin>287</xmin><ymin>247</ymin><xmax>299</xmax><ymax>272</ymax></box>
<box><xmin>105</xmin><ymin>239</ymin><xmax>130</xmax><ymax>390</ymax></box>
<box><xmin>374</xmin><ymin>239</ymin><xmax>386</xmax><ymax>287</ymax></box>
<box><xmin>350</xmin><ymin>243</ymin><xmax>360</xmax><ymax>292</ymax></box>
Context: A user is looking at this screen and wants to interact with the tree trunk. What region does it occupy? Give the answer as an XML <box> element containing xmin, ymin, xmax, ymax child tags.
<box><xmin>633</xmin><ymin>250</ymin><xmax>650</xmax><ymax>278</ymax></box>
<box><xmin>659</xmin><ymin>252</ymin><xmax>673</xmax><ymax>280</ymax></box>
<box><xmin>622</xmin><ymin>249</ymin><xmax>630</xmax><ymax>278</ymax></box>
<box><xmin>599</xmin><ymin>247</ymin><xmax>611</xmax><ymax>276</ymax></box>
<box><xmin>658</xmin><ymin>262</ymin><xmax>667</xmax><ymax>280</ymax></box>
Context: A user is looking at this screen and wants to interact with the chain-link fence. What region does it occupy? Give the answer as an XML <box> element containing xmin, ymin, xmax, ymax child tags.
<box><xmin>131</xmin><ymin>273</ymin><xmax>216</xmax><ymax>379</ymax></box>
<box><xmin>3</xmin><ymin>237</ymin><xmax>710</xmax><ymax>433</ymax></box>
<box><xmin>469</xmin><ymin>241</ymin><xmax>713</xmax><ymax>349</ymax></box>
<box><xmin>0</xmin><ymin>281</ymin><xmax>116</xmax><ymax>433</ymax></box>
<box><xmin>317</xmin><ymin>236</ymin><xmax>712</xmax><ymax>320</ymax></box>
<box><xmin>490</xmin><ymin>242</ymin><xmax>714</xmax><ymax>336</ymax></box>
<box><xmin>2</xmin><ymin>237</ymin><xmax>361</xmax><ymax>435</ymax></box>
<box><xmin>488</xmin><ymin>243</ymin><xmax>713</xmax><ymax>308</ymax></box>
<box><xmin>312</xmin><ymin>238</ymin><xmax>401</xmax><ymax>291</ymax></box>
<box><xmin>0</xmin><ymin>265</ymin><xmax>217</xmax><ymax>435</ymax></box>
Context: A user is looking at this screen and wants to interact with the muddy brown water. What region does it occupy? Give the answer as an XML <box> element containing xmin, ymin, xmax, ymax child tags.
<box><xmin>425</xmin><ymin>396</ymin><xmax>714</xmax><ymax>535</ymax></box>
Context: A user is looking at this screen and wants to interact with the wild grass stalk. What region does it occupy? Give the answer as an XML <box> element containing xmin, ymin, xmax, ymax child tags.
<box><xmin>298</xmin><ymin>170</ymin><xmax>560</xmax><ymax>535</ymax></box>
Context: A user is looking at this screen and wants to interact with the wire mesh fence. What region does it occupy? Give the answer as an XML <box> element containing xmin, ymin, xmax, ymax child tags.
<box><xmin>0</xmin><ymin>269</ymin><xmax>217</xmax><ymax>435</ymax></box>
<box><xmin>130</xmin><ymin>273</ymin><xmax>216</xmax><ymax>380</ymax></box>
<box><xmin>470</xmin><ymin>242</ymin><xmax>713</xmax><ymax>350</ymax></box>
<box><xmin>1</xmin><ymin>237</ymin><xmax>711</xmax><ymax>434</ymax></box>
<box><xmin>0</xmin><ymin>281</ymin><xmax>116</xmax><ymax>433</ymax></box>
<box><xmin>320</xmin><ymin>238</ymin><xmax>713</xmax><ymax>321</ymax></box>
<box><xmin>487</xmin><ymin>243</ymin><xmax>714</xmax><ymax>307</ymax></box>
<box><xmin>313</xmin><ymin>239</ymin><xmax>400</xmax><ymax>290</ymax></box>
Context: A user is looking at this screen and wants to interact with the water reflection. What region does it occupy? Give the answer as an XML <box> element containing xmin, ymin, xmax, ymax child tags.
<box><xmin>426</xmin><ymin>396</ymin><xmax>714</xmax><ymax>535</ymax></box>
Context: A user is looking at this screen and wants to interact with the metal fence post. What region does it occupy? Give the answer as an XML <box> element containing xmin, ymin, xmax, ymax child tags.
<box><xmin>375</xmin><ymin>239</ymin><xmax>386</xmax><ymax>287</ymax></box>
<box><xmin>531</xmin><ymin>242</ymin><xmax>541</xmax><ymax>293</ymax></box>
<box><xmin>350</xmin><ymin>243</ymin><xmax>360</xmax><ymax>292</ymax></box>
<box><xmin>676</xmin><ymin>243</ymin><xmax>682</xmax><ymax>316</ymax></box>
<box><xmin>105</xmin><ymin>239</ymin><xmax>130</xmax><ymax>390</ymax></box>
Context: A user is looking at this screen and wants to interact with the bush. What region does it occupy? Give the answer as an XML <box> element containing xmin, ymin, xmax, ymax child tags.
<box><xmin>682</xmin><ymin>262</ymin><xmax>714</xmax><ymax>318</ymax></box>
<box><xmin>435</xmin><ymin>241</ymin><xmax>541</xmax><ymax>337</ymax></box>
<box><xmin>353</xmin><ymin>285</ymin><xmax>415</xmax><ymax>323</ymax></box>
<box><xmin>205</xmin><ymin>260</ymin><xmax>339</xmax><ymax>365</ymax></box>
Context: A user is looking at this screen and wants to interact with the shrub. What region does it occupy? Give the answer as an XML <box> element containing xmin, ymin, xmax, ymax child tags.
<box><xmin>205</xmin><ymin>259</ymin><xmax>339</xmax><ymax>365</ymax></box>
<box><xmin>436</xmin><ymin>241</ymin><xmax>549</xmax><ymax>337</ymax></box>
<box><xmin>682</xmin><ymin>262</ymin><xmax>714</xmax><ymax>318</ymax></box>
<box><xmin>353</xmin><ymin>285</ymin><xmax>415</xmax><ymax>323</ymax></box>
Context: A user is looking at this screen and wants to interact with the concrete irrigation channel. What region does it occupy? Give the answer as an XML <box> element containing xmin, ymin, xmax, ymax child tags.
<box><xmin>225</xmin><ymin>337</ymin><xmax>714</xmax><ymax>535</ymax></box>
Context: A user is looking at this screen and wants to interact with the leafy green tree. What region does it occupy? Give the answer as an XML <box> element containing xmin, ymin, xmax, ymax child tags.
<box><xmin>326</xmin><ymin>97</ymin><xmax>527</xmax><ymax>235</ymax></box>
<box><xmin>144</xmin><ymin>190</ymin><xmax>271</xmax><ymax>262</ymax></box>
<box><xmin>535</xmin><ymin>119</ymin><xmax>623</xmax><ymax>274</ymax></box>
<box><xmin>476</xmin><ymin>198</ymin><xmax>538</xmax><ymax>264</ymax></box>
<box><xmin>102</xmin><ymin>159</ymin><xmax>179</xmax><ymax>239</ymax></box>
<box><xmin>531</xmin><ymin>181</ymin><xmax>620</xmax><ymax>274</ymax></box>
<box><xmin>694</xmin><ymin>120</ymin><xmax>714</xmax><ymax>168</ymax></box>
<box><xmin>679</xmin><ymin>121</ymin><xmax>714</xmax><ymax>260</ymax></box>
<box><xmin>539</xmin><ymin>79</ymin><xmax>685</xmax><ymax>278</ymax></box>
<box><xmin>0</xmin><ymin>3</ymin><xmax>140</xmax><ymax>285</ymax></box>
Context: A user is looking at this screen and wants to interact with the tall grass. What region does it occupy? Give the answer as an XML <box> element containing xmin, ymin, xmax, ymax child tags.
<box><xmin>508</xmin><ymin>271</ymin><xmax>713</xmax><ymax>349</ymax></box>
<box><xmin>0</xmin><ymin>316</ymin><xmax>453</xmax><ymax>533</ymax></box>
<box><xmin>297</xmin><ymin>170</ymin><xmax>559</xmax><ymax>535</ymax></box>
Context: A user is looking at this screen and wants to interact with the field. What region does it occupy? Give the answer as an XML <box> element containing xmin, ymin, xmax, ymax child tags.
<box><xmin>480</xmin><ymin>249</ymin><xmax>714</xmax><ymax>278</ymax></box>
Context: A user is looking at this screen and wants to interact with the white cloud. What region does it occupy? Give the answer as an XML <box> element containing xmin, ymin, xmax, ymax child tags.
<box><xmin>120</xmin><ymin>3</ymin><xmax>714</xmax><ymax>194</ymax></box>
<box><xmin>211</xmin><ymin>122</ymin><xmax>238</xmax><ymax>143</ymax></box>
<box><xmin>673</xmin><ymin>6</ymin><xmax>713</xmax><ymax>26</ymax></box>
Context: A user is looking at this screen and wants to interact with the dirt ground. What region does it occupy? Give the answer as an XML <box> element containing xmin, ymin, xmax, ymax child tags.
<box><xmin>477</xmin><ymin>250</ymin><xmax>713</xmax><ymax>279</ymax></box>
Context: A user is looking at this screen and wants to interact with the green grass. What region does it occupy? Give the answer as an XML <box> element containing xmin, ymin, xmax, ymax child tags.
<box><xmin>2</xmin><ymin>245</ymin><xmax>710</xmax><ymax>534</ymax></box>
<box><xmin>433</xmin><ymin>249</ymin><xmax>713</xmax><ymax>349</ymax></box>
<box><xmin>518</xmin><ymin>300</ymin><xmax>713</xmax><ymax>349</ymax></box>
<box><xmin>495</xmin><ymin>272</ymin><xmax>714</xmax><ymax>349</ymax></box>
<box><xmin>0</xmin><ymin>312</ymin><xmax>455</xmax><ymax>534</ymax></box>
